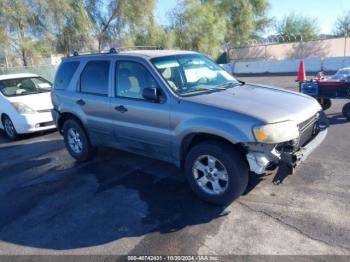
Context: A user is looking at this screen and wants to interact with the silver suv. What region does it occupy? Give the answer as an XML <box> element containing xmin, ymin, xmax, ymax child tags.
<box><xmin>51</xmin><ymin>49</ymin><xmax>328</xmax><ymax>205</ymax></box>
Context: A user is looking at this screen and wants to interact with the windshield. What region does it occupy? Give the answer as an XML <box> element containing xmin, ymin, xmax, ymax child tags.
<box><xmin>151</xmin><ymin>54</ymin><xmax>240</xmax><ymax>96</ymax></box>
<box><xmin>0</xmin><ymin>77</ymin><xmax>52</xmax><ymax>97</ymax></box>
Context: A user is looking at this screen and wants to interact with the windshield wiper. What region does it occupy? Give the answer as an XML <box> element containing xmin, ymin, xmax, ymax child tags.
<box><xmin>216</xmin><ymin>81</ymin><xmax>243</xmax><ymax>89</ymax></box>
<box><xmin>180</xmin><ymin>81</ymin><xmax>244</xmax><ymax>96</ymax></box>
<box><xmin>181</xmin><ymin>86</ymin><xmax>227</xmax><ymax>95</ymax></box>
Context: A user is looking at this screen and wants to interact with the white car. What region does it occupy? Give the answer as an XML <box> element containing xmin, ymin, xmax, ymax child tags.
<box><xmin>0</xmin><ymin>73</ymin><xmax>55</xmax><ymax>140</ymax></box>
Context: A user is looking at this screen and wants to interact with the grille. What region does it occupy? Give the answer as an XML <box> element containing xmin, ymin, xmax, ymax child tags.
<box><xmin>297</xmin><ymin>113</ymin><xmax>319</xmax><ymax>147</ymax></box>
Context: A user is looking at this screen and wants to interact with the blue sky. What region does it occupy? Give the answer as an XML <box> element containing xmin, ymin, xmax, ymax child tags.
<box><xmin>156</xmin><ymin>0</ymin><xmax>350</xmax><ymax>34</ymax></box>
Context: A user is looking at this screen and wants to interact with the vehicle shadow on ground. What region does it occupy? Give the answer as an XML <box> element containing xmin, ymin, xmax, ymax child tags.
<box><xmin>244</xmin><ymin>168</ymin><xmax>287</xmax><ymax>195</ymax></box>
<box><xmin>326</xmin><ymin>113</ymin><xmax>349</xmax><ymax>126</ymax></box>
<box><xmin>0</xmin><ymin>129</ymin><xmax>57</xmax><ymax>145</ymax></box>
<box><xmin>243</xmin><ymin>172</ymin><xmax>264</xmax><ymax>195</ymax></box>
<box><xmin>0</xmin><ymin>144</ymin><xmax>228</xmax><ymax>250</ymax></box>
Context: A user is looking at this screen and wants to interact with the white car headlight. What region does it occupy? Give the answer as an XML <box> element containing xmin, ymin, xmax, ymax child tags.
<box><xmin>253</xmin><ymin>121</ymin><xmax>299</xmax><ymax>143</ymax></box>
<box><xmin>11</xmin><ymin>102</ymin><xmax>36</xmax><ymax>114</ymax></box>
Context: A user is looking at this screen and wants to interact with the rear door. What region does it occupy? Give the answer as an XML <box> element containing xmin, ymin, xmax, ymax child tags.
<box><xmin>77</xmin><ymin>59</ymin><xmax>113</xmax><ymax>144</ymax></box>
<box><xmin>109</xmin><ymin>59</ymin><xmax>172</xmax><ymax>161</ymax></box>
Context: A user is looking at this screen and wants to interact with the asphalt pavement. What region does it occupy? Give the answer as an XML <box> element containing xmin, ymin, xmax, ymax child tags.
<box><xmin>0</xmin><ymin>76</ymin><xmax>349</xmax><ymax>256</ymax></box>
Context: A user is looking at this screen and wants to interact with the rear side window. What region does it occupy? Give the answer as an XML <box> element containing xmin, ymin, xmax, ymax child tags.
<box><xmin>80</xmin><ymin>60</ymin><xmax>110</xmax><ymax>95</ymax></box>
<box><xmin>54</xmin><ymin>61</ymin><xmax>80</xmax><ymax>89</ymax></box>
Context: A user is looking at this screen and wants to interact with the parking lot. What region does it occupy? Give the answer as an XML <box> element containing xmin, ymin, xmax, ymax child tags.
<box><xmin>0</xmin><ymin>75</ymin><xmax>349</xmax><ymax>255</ymax></box>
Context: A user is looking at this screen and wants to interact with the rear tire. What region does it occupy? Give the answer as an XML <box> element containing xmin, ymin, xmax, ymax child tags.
<box><xmin>342</xmin><ymin>102</ymin><xmax>350</xmax><ymax>120</ymax></box>
<box><xmin>184</xmin><ymin>141</ymin><xmax>249</xmax><ymax>205</ymax></box>
<box><xmin>63</xmin><ymin>119</ymin><xmax>96</xmax><ymax>162</ymax></box>
<box><xmin>2</xmin><ymin>115</ymin><xmax>18</xmax><ymax>140</ymax></box>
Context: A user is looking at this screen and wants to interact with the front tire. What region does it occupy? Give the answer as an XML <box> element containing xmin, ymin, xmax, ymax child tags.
<box><xmin>185</xmin><ymin>141</ymin><xmax>249</xmax><ymax>205</ymax></box>
<box><xmin>63</xmin><ymin>119</ymin><xmax>96</xmax><ymax>162</ymax></box>
<box><xmin>2</xmin><ymin>115</ymin><xmax>18</xmax><ymax>140</ymax></box>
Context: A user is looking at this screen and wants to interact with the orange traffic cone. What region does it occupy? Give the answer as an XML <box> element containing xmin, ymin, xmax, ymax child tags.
<box><xmin>297</xmin><ymin>60</ymin><xmax>306</xmax><ymax>82</ymax></box>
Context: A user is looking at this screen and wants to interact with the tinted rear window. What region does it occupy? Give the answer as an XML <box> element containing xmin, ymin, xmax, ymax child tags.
<box><xmin>54</xmin><ymin>61</ymin><xmax>80</xmax><ymax>89</ymax></box>
<box><xmin>80</xmin><ymin>60</ymin><xmax>110</xmax><ymax>95</ymax></box>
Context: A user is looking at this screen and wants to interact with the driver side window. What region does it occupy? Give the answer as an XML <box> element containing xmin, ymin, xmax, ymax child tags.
<box><xmin>116</xmin><ymin>61</ymin><xmax>158</xmax><ymax>99</ymax></box>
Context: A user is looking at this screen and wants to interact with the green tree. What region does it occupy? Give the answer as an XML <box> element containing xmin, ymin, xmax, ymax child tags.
<box><xmin>0</xmin><ymin>0</ymin><xmax>42</xmax><ymax>66</ymax></box>
<box><xmin>275</xmin><ymin>14</ymin><xmax>319</xmax><ymax>42</ymax></box>
<box><xmin>85</xmin><ymin>0</ymin><xmax>120</xmax><ymax>51</ymax></box>
<box><xmin>132</xmin><ymin>5</ymin><xmax>175</xmax><ymax>49</ymax></box>
<box><xmin>0</xmin><ymin>27</ymin><xmax>10</xmax><ymax>53</ymax></box>
<box><xmin>36</xmin><ymin>0</ymin><xmax>94</xmax><ymax>55</ymax></box>
<box><xmin>0</xmin><ymin>27</ymin><xmax>10</xmax><ymax>67</ymax></box>
<box><xmin>334</xmin><ymin>10</ymin><xmax>350</xmax><ymax>36</ymax></box>
<box><xmin>85</xmin><ymin>0</ymin><xmax>156</xmax><ymax>50</ymax></box>
<box><xmin>205</xmin><ymin>0</ymin><xmax>271</xmax><ymax>46</ymax></box>
<box><xmin>171</xmin><ymin>0</ymin><xmax>226</xmax><ymax>58</ymax></box>
<box><xmin>134</xmin><ymin>24</ymin><xmax>176</xmax><ymax>49</ymax></box>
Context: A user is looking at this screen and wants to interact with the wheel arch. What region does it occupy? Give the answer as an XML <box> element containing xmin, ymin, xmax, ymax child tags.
<box><xmin>0</xmin><ymin>113</ymin><xmax>8</xmax><ymax>129</ymax></box>
<box><xmin>57</xmin><ymin>112</ymin><xmax>85</xmax><ymax>134</ymax></box>
<box><xmin>1</xmin><ymin>113</ymin><xmax>7</xmax><ymax>122</ymax></box>
<box><xmin>1</xmin><ymin>113</ymin><xmax>14</xmax><ymax>128</ymax></box>
<box><xmin>179</xmin><ymin>132</ymin><xmax>247</xmax><ymax>169</ymax></box>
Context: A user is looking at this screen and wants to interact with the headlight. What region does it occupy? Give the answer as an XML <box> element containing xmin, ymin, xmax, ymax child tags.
<box><xmin>253</xmin><ymin>121</ymin><xmax>299</xmax><ymax>143</ymax></box>
<box><xmin>11</xmin><ymin>102</ymin><xmax>36</xmax><ymax>114</ymax></box>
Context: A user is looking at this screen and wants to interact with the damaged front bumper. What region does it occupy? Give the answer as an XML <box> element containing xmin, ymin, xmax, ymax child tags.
<box><xmin>245</xmin><ymin>112</ymin><xmax>329</xmax><ymax>175</ymax></box>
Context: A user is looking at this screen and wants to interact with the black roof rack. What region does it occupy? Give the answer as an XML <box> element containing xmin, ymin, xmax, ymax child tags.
<box><xmin>118</xmin><ymin>46</ymin><xmax>163</xmax><ymax>51</ymax></box>
<box><xmin>69</xmin><ymin>46</ymin><xmax>163</xmax><ymax>57</ymax></box>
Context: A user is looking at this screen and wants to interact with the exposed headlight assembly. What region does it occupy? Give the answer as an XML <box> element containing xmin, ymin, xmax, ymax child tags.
<box><xmin>253</xmin><ymin>121</ymin><xmax>299</xmax><ymax>143</ymax></box>
<box><xmin>11</xmin><ymin>102</ymin><xmax>36</xmax><ymax>114</ymax></box>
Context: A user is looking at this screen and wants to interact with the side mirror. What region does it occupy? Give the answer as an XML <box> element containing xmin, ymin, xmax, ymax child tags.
<box><xmin>142</xmin><ymin>87</ymin><xmax>160</xmax><ymax>102</ymax></box>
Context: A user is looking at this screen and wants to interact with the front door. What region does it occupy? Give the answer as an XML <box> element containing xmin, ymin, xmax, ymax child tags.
<box><xmin>110</xmin><ymin>60</ymin><xmax>172</xmax><ymax>161</ymax></box>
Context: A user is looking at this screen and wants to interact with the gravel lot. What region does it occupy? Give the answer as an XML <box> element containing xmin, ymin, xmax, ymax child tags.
<box><xmin>0</xmin><ymin>76</ymin><xmax>349</xmax><ymax>256</ymax></box>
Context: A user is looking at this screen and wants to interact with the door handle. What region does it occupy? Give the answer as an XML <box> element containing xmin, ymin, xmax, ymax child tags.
<box><xmin>115</xmin><ymin>105</ymin><xmax>128</xmax><ymax>113</ymax></box>
<box><xmin>76</xmin><ymin>99</ymin><xmax>86</xmax><ymax>106</ymax></box>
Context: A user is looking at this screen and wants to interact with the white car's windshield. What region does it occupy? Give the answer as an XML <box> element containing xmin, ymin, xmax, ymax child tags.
<box><xmin>151</xmin><ymin>54</ymin><xmax>240</xmax><ymax>96</ymax></box>
<box><xmin>0</xmin><ymin>77</ymin><xmax>52</xmax><ymax>97</ymax></box>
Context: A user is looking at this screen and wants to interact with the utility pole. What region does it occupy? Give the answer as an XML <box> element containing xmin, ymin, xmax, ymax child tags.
<box><xmin>344</xmin><ymin>32</ymin><xmax>347</xmax><ymax>57</ymax></box>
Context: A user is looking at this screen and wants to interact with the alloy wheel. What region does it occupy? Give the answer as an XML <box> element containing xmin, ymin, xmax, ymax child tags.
<box><xmin>67</xmin><ymin>128</ymin><xmax>83</xmax><ymax>154</ymax></box>
<box><xmin>192</xmin><ymin>155</ymin><xmax>229</xmax><ymax>195</ymax></box>
<box><xmin>4</xmin><ymin>118</ymin><xmax>15</xmax><ymax>138</ymax></box>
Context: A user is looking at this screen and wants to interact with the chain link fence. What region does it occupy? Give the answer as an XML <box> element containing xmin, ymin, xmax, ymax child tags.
<box><xmin>0</xmin><ymin>65</ymin><xmax>58</xmax><ymax>82</ymax></box>
<box><xmin>240</xmin><ymin>34</ymin><xmax>305</xmax><ymax>48</ymax></box>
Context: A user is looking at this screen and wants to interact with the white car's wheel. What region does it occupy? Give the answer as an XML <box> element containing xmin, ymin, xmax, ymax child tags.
<box><xmin>2</xmin><ymin>115</ymin><xmax>18</xmax><ymax>140</ymax></box>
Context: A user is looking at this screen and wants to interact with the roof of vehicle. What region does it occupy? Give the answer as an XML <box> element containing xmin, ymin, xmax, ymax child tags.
<box><xmin>64</xmin><ymin>49</ymin><xmax>198</xmax><ymax>61</ymax></box>
<box><xmin>0</xmin><ymin>73</ymin><xmax>39</xmax><ymax>81</ymax></box>
<box><xmin>337</xmin><ymin>67</ymin><xmax>350</xmax><ymax>71</ymax></box>
<box><xmin>121</xmin><ymin>49</ymin><xmax>197</xmax><ymax>58</ymax></box>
